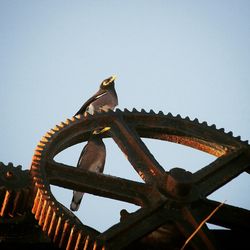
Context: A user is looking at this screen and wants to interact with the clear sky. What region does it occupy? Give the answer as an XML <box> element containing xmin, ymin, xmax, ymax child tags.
<box><xmin>0</xmin><ymin>1</ymin><xmax>249</xmax><ymax>233</ymax></box>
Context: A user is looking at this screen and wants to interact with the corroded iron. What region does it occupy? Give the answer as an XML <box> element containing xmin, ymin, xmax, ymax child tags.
<box><xmin>0</xmin><ymin>162</ymin><xmax>31</xmax><ymax>218</ymax></box>
<box><xmin>29</xmin><ymin>109</ymin><xmax>250</xmax><ymax>250</ymax></box>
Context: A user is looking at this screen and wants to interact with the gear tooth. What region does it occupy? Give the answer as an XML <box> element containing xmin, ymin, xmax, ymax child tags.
<box><xmin>48</xmin><ymin>129</ymin><xmax>55</xmax><ymax>135</ymax></box>
<box><xmin>32</xmin><ymin>177</ymin><xmax>43</xmax><ymax>188</ymax></box>
<box><xmin>8</xmin><ymin>162</ymin><xmax>14</xmax><ymax>167</ymax></box>
<box><xmin>34</xmin><ymin>180</ymin><xmax>45</xmax><ymax>189</ymax></box>
<box><xmin>39</xmin><ymin>199</ymin><xmax>48</xmax><ymax>226</ymax></box>
<box><xmin>75</xmin><ymin>231</ymin><xmax>83</xmax><ymax>250</ymax></box>
<box><xmin>93</xmin><ymin>241</ymin><xmax>98</xmax><ymax>250</ymax></box>
<box><xmin>167</xmin><ymin>112</ymin><xmax>173</xmax><ymax>117</ymax></box>
<box><xmin>45</xmin><ymin>132</ymin><xmax>52</xmax><ymax>139</ymax></box>
<box><xmin>234</xmin><ymin>135</ymin><xmax>241</xmax><ymax>141</ymax></box>
<box><xmin>149</xmin><ymin>109</ymin><xmax>155</xmax><ymax>114</ymax></box>
<box><xmin>193</xmin><ymin>118</ymin><xmax>199</xmax><ymax>123</ymax></box>
<box><xmin>141</xmin><ymin>108</ymin><xmax>146</xmax><ymax>113</ymax></box>
<box><xmin>227</xmin><ymin>131</ymin><xmax>233</xmax><ymax>136</ymax></box>
<box><xmin>66</xmin><ymin>225</ymin><xmax>77</xmax><ymax>250</ymax></box>
<box><xmin>115</xmin><ymin>108</ymin><xmax>122</xmax><ymax>113</ymax></box>
<box><xmin>0</xmin><ymin>190</ymin><xmax>11</xmax><ymax>217</ymax></box>
<box><xmin>35</xmin><ymin>191</ymin><xmax>44</xmax><ymax>220</ymax></box>
<box><xmin>158</xmin><ymin>110</ymin><xmax>164</xmax><ymax>115</ymax></box>
<box><xmin>10</xmin><ymin>191</ymin><xmax>21</xmax><ymax>216</ymax></box>
<box><xmin>35</xmin><ymin>146</ymin><xmax>43</xmax><ymax>153</ymax></box>
<box><xmin>32</xmin><ymin>189</ymin><xmax>40</xmax><ymax>214</ymax></box>
<box><xmin>32</xmin><ymin>155</ymin><xmax>41</xmax><ymax>162</ymax></box>
<box><xmin>58</xmin><ymin>122</ymin><xmax>66</xmax><ymax>128</ymax></box>
<box><xmin>219</xmin><ymin>128</ymin><xmax>225</xmax><ymax>132</ymax></box>
<box><xmin>70</xmin><ymin>116</ymin><xmax>76</xmax><ymax>122</ymax></box>
<box><xmin>16</xmin><ymin>165</ymin><xmax>22</xmax><ymax>170</ymax></box>
<box><xmin>38</xmin><ymin>141</ymin><xmax>46</xmax><ymax>148</ymax></box>
<box><xmin>83</xmin><ymin>235</ymin><xmax>90</xmax><ymax>250</ymax></box>
<box><xmin>176</xmin><ymin>114</ymin><xmax>182</xmax><ymax>118</ymax></box>
<box><xmin>202</xmin><ymin>121</ymin><xmax>208</xmax><ymax>126</ymax></box>
<box><xmin>52</xmin><ymin>125</ymin><xmax>60</xmax><ymax>132</ymax></box>
<box><xmin>48</xmin><ymin>210</ymin><xmax>57</xmax><ymax>237</ymax></box>
<box><xmin>59</xmin><ymin>220</ymin><xmax>71</xmax><ymax>248</ymax></box>
<box><xmin>185</xmin><ymin>116</ymin><xmax>191</xmax><ymax>121</ymax></box>
<box><xmin>75</xmin><ymin>114</ymin><xmax>82</xmax><ymax>119</ymax></box>
<box><xmin>211</xmin><ymin>124</ymin><xmax>216</xmax><ymax>129</ymax></box>
<box><xmin>53</xmin><ymin>215</ymin><xmax>63</xmax><ymax>243</ymax></box>
<box><xmin>132</xmin><ymin>108</ymin><xmax>138</xmax><ymax>113</ymax></box>
<box><xmin>34</xmin><ymin>150</ymin><xmax>42</xmax><ymax>157</ymax></box>
<box><xmin>65</xmin><ymin>118</ymin><xmax>72</xmax><ymax>125</ymax></box>
<box><xmin>42</xmin><ymin>204</ymin><xmax>52</xmax><ymax>232</ymax></box>
<box><xmin>41</xmin><ymin>136</ymin><xmax>49</xmax><ymax>143</ymax></box>
<box><xmin>124</xmin><ymin>108</ymin><xmax>130</xmax><ymax>113</ymax></box>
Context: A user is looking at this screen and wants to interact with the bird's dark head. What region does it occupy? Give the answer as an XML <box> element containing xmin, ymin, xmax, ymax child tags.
<box><xmin>100</xmin><ymin>75</ymin><xmax>116</xmax><ymax>89</ymax></box>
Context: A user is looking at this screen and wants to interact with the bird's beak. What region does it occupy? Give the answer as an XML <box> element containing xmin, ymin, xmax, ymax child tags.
<box><xmin>111</xmin><ymin>75</ymin><xmax>117</xmax><ymax>82</ymax></box>
<box><xmin>93</xmin><ymin>127</ymin><xmax>111</xmax><ymax>135</ymax></box>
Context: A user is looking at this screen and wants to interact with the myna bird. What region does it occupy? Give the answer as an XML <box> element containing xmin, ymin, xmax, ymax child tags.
<box><xmin>70</xmin><ymin>131</ymin><xmax>106</xmax><ymax>211</ymax></box>
<box><xmin>75</xmin><ymin>75</ymin><xmax>118</xmax><ymax>116</ymax></box>
<box><xmin>70</xmin><ymin>76</ymin><xmax>118</xmax><ymax>211</ymax></box>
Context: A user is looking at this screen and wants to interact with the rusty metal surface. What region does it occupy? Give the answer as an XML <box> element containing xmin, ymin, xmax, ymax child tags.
<box><xmin>29</xmin><ymin>109</ymin><xmax>250</xmax><ymax>250</ymax></box>
<box><xmin>0</xmin><ymin>162</ymin><xmax>31</xmax><ymax>219</ymax></box>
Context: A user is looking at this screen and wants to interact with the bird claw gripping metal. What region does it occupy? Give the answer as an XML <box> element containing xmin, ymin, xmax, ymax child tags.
<box><xmin>30</xmin><ymin>109</ymin><xmax>250</xmax><ymax>250</ymax></box>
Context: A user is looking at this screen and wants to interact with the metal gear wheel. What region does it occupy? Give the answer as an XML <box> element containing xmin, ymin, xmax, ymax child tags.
<box><xmin>30</xmin><ymin>109</ymin><xmax>250</xmax><ymax>250</ymax></box>
<box><xmin>0</xmin><ymin>162</ymin><xmax>31</xmax><ymax>218</ymax></box>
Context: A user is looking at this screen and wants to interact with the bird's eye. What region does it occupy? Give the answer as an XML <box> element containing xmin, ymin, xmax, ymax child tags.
<box><xmin>102</xmin><ymin>80</ymin><xmax>110</xmax><ymax>86</ymax></box>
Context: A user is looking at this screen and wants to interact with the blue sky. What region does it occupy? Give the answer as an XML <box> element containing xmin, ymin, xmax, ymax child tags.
<box><xmin>0</xmin><ymin>1</ymin><xmax>249</xmax><ymax>232</ymax></box>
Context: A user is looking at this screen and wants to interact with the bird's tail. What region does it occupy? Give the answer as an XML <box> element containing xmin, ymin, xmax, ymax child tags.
<box><xmin>70</xmin><ymin>191</ymin><xmax>84</xmax><ymax>211</ymax></box>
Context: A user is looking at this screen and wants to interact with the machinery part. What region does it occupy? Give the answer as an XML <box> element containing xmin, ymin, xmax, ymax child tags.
<box><xmin>0</xmin><ymin>162</ymin><xmax>31</xmax><ymax>218</ymax></box>
<box><xmin>30</xmin><ymin>109</ymin><xmax>250</xmax><ymax>250</ymax></box>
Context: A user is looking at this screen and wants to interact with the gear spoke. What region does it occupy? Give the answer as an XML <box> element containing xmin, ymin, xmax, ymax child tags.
<box><xmin>110</xmin><ymin>115</ymin><xmax>166</xmax><ymax>183</ymax></box>
<box><xmin>46</xmin><ymin>160</ymin><xmax>157</xmax><ymax>206</ymax></box>
<box><xmin>193</xmin><ymin>148</ymin><xmax>250</xmax><ymax>197</ymax></box>
<box><xmin>98</xmin><ymin>203</ymin><xmax>172</xmax><ymax>250</ymax></box>
<box><xmin>197</xmin><ymin>199</ymin><xmax>250</xmax><ymax>231</ymax></box>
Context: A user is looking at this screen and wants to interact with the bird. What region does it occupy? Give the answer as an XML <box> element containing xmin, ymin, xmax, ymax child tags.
<box><xmin>70</xmin><ymin>76</ymin><xmax>118</xmax><ymax>211</ymax></box>
<box><xmin>70</xmin><ymin>131</ymin><xmax>106</xmax><ymax>211</ymax></box>
<box><xmin>75</xmin><ymin>75</ymin><xmax>118</xmax><ymax>116</ymax></box>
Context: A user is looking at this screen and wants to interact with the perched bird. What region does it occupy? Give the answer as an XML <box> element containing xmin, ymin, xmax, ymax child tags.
<box><xmin>70</xmin><ymin>76</ymin><xmax>118</xmax><ymax>211</ymax></box>
<box><xmin>75</xmin><ymin>75</ymin><xmax>118</xmax><ymax>116</ymax></box>
<box><xmin>70</xmin><ymin>132</ymin><xmax>106</xmax><ymax>211</ymax></box>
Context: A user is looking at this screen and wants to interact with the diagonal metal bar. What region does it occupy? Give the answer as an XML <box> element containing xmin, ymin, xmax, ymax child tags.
<box><xmin>176</xmin><ymin>207</ymin><xmax>218</xmax><ymax>250</ymax></box>
<box><xmin>45</xmin><ymin>160</ymin><xmax>156</xmax><ymax>206</ymax></box>
<box><xmin>193</xmin><ymin>148</ymin><xmax>250</xmax><ymax>197</ymax></box>
<box><xmin>98</xmin><ymin>203</ymin><xmax>173</xmax><ymax>250</ymax></box>
<box><xmin>109</xmin><ymin>115</ymin><xmax>166</xmax><ymax>184</ymax></box>
<box><xmin>197</xmin><ymin>199</ymin><xmax>250</xmax><ymax>231</ymax></box>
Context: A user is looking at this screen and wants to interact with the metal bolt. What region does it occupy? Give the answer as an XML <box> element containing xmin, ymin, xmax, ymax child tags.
<box><xmin>5</xmin><ymin>171</ymin><xmax>14</xmax><ymax>179</ymax></box>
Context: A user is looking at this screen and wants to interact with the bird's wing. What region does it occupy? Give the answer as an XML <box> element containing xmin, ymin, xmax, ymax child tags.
<box><xmin>75</xmin><ymin>89</ymin><xmax>107</xmax><ymax>116</ymax></box>
<box><xmin>76</xmin><ymin>142</ymin><xmax>89</xmax><ymax>168</ymax></box>
<box><xmin>76</xmin><ymin>138</ymin><xmax>106</xmax><ymax>172</ymax></box>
